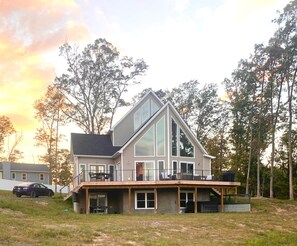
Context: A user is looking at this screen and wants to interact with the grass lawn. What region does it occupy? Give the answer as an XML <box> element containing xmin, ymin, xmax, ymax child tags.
<box><xmin>1</xmin><ymin>190</ymin><xmax>297</xmax><ymax>245</ymax></box>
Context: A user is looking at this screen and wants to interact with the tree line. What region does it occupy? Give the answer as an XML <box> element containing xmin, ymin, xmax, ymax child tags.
<box><xmin>1</xmin><ymin>1</ymin><xmax>296</xmax><ymax>198</ymax></box>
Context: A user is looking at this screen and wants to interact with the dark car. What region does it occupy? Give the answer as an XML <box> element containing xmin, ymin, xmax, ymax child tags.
<box><xmin>12</xmin><ymin>182</ymin><xmax>54</xmax><ymax>198</ymax></box>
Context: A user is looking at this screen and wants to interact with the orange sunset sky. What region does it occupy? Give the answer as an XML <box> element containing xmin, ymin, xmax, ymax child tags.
<box><xmin>0</xmin><ymin>0</ymin><xmax>290</xmax><ymax>163</ymax></box>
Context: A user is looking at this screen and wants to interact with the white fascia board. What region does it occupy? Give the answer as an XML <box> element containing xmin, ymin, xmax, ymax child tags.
<box><xmin>168</xmin><ymin>102</ymin><xmax>209</xmax><ymax>155</ymax></box>
<box><xmin>119</xmin><ymin>102</ymin><xmax>167</xmax><ymax>153</ymax></box>
<box><xmin>203</xmin><ymin>154</ymin><xmax>216</xmax><ymax>159</ymax></box>
<box><xmin>73</xmin><ymin>154</ymin><xmax>113</xmax><ymax>159</ymax></box>
<box><xmin>110</xmin><ymin>90</ymin><xmax>164</xmax><ymax>131</ymax></box>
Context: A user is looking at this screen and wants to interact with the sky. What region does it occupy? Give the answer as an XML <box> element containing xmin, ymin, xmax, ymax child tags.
<box><xmin>0</xmin><ymin>0</ymin><xmax>291</xmax><ymax>163</ymax></box>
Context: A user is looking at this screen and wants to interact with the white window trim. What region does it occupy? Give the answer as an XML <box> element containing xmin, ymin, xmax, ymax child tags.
<box><xmin>135</xmin><ymin>161</ymin><xmax>156</xmax><ymax>181</ymax></box>
<box><xmin>179</xmin><ymin>161</ymin><xmax>195</xmax><ymax>174</ymax></box>
<box><xmin>11</xmin><ymin>172</ymin><xmax>16</xmax><ymax>180</ymax></box>
<box><xmin>135</xmin><ymin>190</ymin><xmax>156</xmax><ymax>210</ymax></box>
<box><xmin>180</xmin><ymin>191</ymin><xmax>195</xmax><ymax>208</ymax></box>
<box><xmin>39</xmin><ymin>173</ymin><xmax>44</xmax><ymax>181</ymax></box>
<box><xmin>22</xmin><ymin>173</ymin><xmax>27</xmax><ymax>181</ymax></box>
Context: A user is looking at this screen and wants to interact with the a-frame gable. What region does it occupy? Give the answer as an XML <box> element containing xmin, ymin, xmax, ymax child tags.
<box><xmin>168</xmin><ymin>102</ymin><xmax>211</xmax><ymax>157</ymax></box>
<box><xmin>111</xmin><ymin>90</ymin><xmax>164</xmax><ymax>147</ymax></box>
<box><xmin>119</xmin><ymin>101</ymin><xmax>213</xmax><ymax>159</ymax></box>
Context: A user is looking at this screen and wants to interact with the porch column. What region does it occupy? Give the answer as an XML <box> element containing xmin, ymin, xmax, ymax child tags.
<box><xmin>86</xmin><ymin>188</ymin><xmax>89</xmax><ymax>214</ymax></box>
<box><xmin>194</xmin><ymin>187</ymin><xmax>198</xmax><ymax>213</ymax></box>
<box><xmin>128</xmin><ymin>188</ymin><xmax>131</xmax><ymax>214</ymax></box>
<box><xmin>154</xmin><ymin>188</ymin><xmax>157</xmax><ymax>214</ymax></box>
<box><xmin>220</xmin><ymin>188</ymin><xmax>224</xmax><ymax>212</ymax></box>
<box><xmin>177</xmin><ymin>186</ymin><xmax>180</xmax><ymax>213</ymax></box>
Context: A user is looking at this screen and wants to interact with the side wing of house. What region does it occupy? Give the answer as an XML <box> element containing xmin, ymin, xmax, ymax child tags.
<box><xmin>71</xmin><ymin>133</ymin><xmax>121</xmax><ymax>185</ymax></box>
<box><xmin>111</xmin><ymin>91</ymin><xmax>164</xmax><ymax>147</ymax></box>
<box><xmin>120</xmin><ymin>102</ymin><xmax>213</xmax><ymax>181</ymax></box>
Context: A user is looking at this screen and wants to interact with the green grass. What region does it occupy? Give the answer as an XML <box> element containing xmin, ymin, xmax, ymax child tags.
<box><xmin>1</xmin><ymin>191</ymin><xmax>297</xmax><ymax>245</ymax></box>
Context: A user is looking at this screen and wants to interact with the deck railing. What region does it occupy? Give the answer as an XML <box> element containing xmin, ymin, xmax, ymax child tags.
<box><xmin>74</xmin><ymin>168</ymin><xmax>218</xmax><ymax>185</ymax></box>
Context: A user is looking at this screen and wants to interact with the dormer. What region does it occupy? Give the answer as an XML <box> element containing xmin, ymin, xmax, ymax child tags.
<box><xmin>110</xmin><ymin>90</ymin><xmax>164</xmax><ymax>146</ymax></box>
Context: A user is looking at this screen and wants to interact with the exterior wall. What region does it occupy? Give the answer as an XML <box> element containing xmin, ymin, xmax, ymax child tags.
<box><xmin>79</xmin><ymin>188</ymin><xmax>211</xmax><ymax>214</ymax></box>
<box><xmin>112</xmin><ymin>94</ymin><xmax>163</xmax><ymax>146</ymax></box>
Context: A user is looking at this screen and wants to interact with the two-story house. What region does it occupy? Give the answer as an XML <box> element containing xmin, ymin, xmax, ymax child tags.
<box><xmin>70</xmin><ymin>91</ymin><xmax>240</xmax><ymax>214</ymax></box>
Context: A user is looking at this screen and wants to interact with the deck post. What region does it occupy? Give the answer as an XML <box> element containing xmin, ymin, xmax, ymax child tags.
<box><xmin>86</xmin><ymin>188</ymin><xmax>89</xmax><ymax>214</ymax></box>
<box><xmin>154</xmin><ymin>188</ymin><xmax>157</xmax><ymax>214</ymax></box>
<box><xmin>128</xmin><ymin>188</ymin><xmax>131</xmax><ymax>214</ymax></box>
<box><xmin>177</xmin><ymin>186</ymin><xmax>180</xmax><ymax>213</ymax></box>
<box><xmin>194</xmin><ymin>187</ymin><xmax>198</xmax><ymax>213</ymax></box>
<box><xmin>220</xmin><ymin>188</ymin><xmax>224</xmax><ymax>212</ymax></box>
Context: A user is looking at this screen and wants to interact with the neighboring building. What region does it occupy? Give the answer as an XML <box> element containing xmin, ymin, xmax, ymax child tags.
<box><xmin>0</xmin><ymin>162</ymin><xmax>50</xmax><ymax>184</ymax></box>
<box><xmin>70</xmin><ymin>91</ymin><xmax>241</xmax><ymax>214</ymax></box>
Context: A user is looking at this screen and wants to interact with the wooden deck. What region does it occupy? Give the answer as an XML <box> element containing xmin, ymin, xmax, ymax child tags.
<box><xmin>75</xmin><ymin>180</ymin><xmax>240</xmax><ymax>191</ymax></box>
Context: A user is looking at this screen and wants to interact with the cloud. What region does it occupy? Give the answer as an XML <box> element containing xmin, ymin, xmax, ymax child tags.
<box><xmin>0</xmin><ymin>0</ymin><xmax>89</xmax><ymax>130</ymax></box>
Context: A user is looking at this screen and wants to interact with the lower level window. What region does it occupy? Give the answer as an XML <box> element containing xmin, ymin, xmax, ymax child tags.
<box><xmin>180</xmin><ymin>191</ymin><xmax>194</xmax><ymax>208</ymax></box>
<box><xmin>135</xmin><ymin>191</ymin><xmax>155</xmax><ymax>209</ymax></box>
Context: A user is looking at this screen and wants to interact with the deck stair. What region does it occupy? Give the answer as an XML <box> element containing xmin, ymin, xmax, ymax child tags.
<box><xmin>211</xmin><ymin>188</ymin><xmax>221</xmax><ymax>196</ymax></box>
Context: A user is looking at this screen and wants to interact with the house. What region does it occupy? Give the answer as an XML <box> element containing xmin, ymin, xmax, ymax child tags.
<box><xmin>70</xmin><ymin>91</ymin><xmax>241</xmax><ymax>214</ymax></box>
<box><xmin>0</xmin><ymin>162</ymin><xmax>50</xmax><ymax>184</ymax></box>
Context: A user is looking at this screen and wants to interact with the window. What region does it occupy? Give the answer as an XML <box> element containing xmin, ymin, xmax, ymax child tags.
<box><xmin>134</xmin><ymin>99</ymin><xmax>161</xmax><ymax>131</ymax></box>
<box><xmin>151</xmin><ymin>100</ymin><xmax>159</xmax><ymax>115</ymax></box>
<box><xmin>11</xmin><ymin>172</ymin><xmax>16</xmax><ymax>180</ymax></box>
<box><xmin>156</xmin><ymin>116</ymin><xmax>165</xmax><ymax>156</ymax></box>
<box><xmin>135</xmin><ymin>191</ymin><xmax>155</xmax><ymax>209</ymax></box>
<box><xmin>90</xmin><ymin>165</ymin><xmax>105</xmax><ymax>173</ymax></box>
<box><xmin>171</xmin><ymin>118</ymin><xmax>194</xmax><ymax>157</ymax></box>
<box><xmin>180</xmin><ymin>129</ymin><xmax>194</xmax><ymax>157</ymax></box>
<box><xmin>134</xmin><ymin>100</ymin><xmax>150</xmax><ymax>131</ymax></box>
<box><xmin>40</xmin><ymin>174</ymin><xmax>44</xmax><ymax>181</ymax></box>
<box><xmin>172</xmin><ymin>161</ymin><xmax>178</xmax><ymax>175</ymax></box>
<box><xmin>171</xmin><ymin>119</ymin><xmax>178</xmax><ymax>156</ymax></box>
<box><xmin>22</xmin><ymin>173</ymin><xmax>27</xmax><ymax>180</ymax></box>
<box><xmin>136</xmin><ymin>161</ymin><xmax>155</xmax><ymax>181</ymax></box>
<box><xmin>180</xmin><ymin>191</ymin><xmax>194</xmax><ymax>208</ymax></box>
<box><xmin>135</xmin><ymin>126</ymin><xmax>155</xmax><ymax>156</ymax></box>
<box><xmin>180</xmin><ymin>162</ymin><xmax>194</xmax><ymax>174</ymax></box>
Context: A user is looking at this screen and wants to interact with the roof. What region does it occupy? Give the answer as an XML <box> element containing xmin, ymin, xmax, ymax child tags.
<box><xmin>71</xmin><ymin>133</ymin><xmax>121</xmax><ymax>156</ymax></box>
<box><xmin>0</xmin><ymin>162</ymin><xmax>49</xmax><ymax>172</ymax></box>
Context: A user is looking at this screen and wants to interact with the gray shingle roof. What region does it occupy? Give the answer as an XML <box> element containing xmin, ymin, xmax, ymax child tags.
<box><xmin>71</xmin><ymin>133</ymin><xmax>121</xmax><ymax>156</ymax></box>
<box><xmin>0</xmin><ymin>162</ymin><xmax>49</xmax><ymax>172</ymax></box>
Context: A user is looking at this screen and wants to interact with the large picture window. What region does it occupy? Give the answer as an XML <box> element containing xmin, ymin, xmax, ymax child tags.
<box><xmin>135</xmin><ymin>191</ymin><xmax>155</xmax><ymax>209</ymax></box>
<box><xmin>133</xmin><ymin>99</ymin><xmax>160</xmax><ymax>131</ymax></box>
<box><xmin>171</xmin><ymin>118</ymin><xmax>194</xmax><ymax>157</ymax></box>
<box><xmin>180</xmin><ymin>129</ymin><xmax>194</xmax><ymax>157</ymax></box>
<box><xmin>156</xmin><ymin>116</ymin><xmax>165</xmax><ymax>156</ymax></box>
<box><xmin>135</xmin><ymin>126</ymin><xmax>155</xmax><ymax>156</ymax></box>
